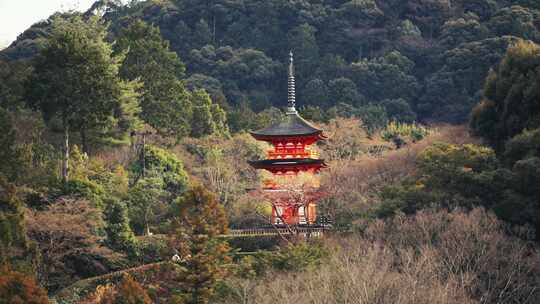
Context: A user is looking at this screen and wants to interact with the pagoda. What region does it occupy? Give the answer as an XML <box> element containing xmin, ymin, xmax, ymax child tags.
<box><xmin>249</xmin><ymin>52</ymin><xmax>327</xmax><ymax>226</ymax></box>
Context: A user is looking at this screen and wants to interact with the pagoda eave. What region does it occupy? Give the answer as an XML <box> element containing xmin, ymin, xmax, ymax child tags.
<box><xmin>248</xmin><ymin>158</ymin><xmax>327</xmax><ymax>174</ymax></box>
<box><xmin>249</xmin><ymin>132</ymin><xmax>326</xmax><ymax>143</ymax></box>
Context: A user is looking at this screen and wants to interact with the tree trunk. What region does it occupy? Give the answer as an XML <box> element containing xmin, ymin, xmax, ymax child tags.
<box><xmin>62</xmin><ymin>123</ymin><xmax>70</xmax><ymax>184</ymax></box>
<box><xmin>144</xmin><ymin>208</ymin><xmax>150</xmax><ymax>236</ymax></box>
<box><xmin>81</xmin><ymin>129</ymin><xmax>88</xmax><ymax>155</ymax></box>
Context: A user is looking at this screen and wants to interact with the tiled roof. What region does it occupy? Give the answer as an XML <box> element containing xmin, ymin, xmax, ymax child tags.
<box><xmin>250</xmin><ymin>112</ymin><xmax>322</xmax><ymax>137</ymax></box>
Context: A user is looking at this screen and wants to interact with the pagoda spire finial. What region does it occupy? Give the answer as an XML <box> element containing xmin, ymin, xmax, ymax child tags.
<box><xmin>287</xmin><ymin>51</ymin><xmax>297</xmax><ymax>114</ymax></box>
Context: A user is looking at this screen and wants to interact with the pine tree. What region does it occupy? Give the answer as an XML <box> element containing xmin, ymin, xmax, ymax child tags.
<box><xmin>104</xmin><ymin>200</ymin><xmax>137</xmax><ymax>254</ymax></box>
<box><xmin>115</xmin><ymin>19</ymin><xmax>192</xmax><ymax>140</ymax></box>
<box><xmin>25</xmin><ymin>16</ymin><xmax>140</xmax><ymax>182</ymax></box>
<box><xmin>190</xmin><ymin>89</ymin><xmax>228</xmax><ymax>138</ymax></box>
<box><xmin>171</xmin><ymin>184</ymin><xmax>230</xmax><ymax>304</ymax></box>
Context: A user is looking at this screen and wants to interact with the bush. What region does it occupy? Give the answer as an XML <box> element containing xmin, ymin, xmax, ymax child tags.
<box><xmin>63</xmin><ymin>178</ymin><xmax>106</xmax><ymax>207</ymax></box>
<box><xmin>132</xmin><ymin>145</ymin><xmax>189</xmax><ymax>195</ymax></box>
<box><xmin>83</xmin><ymin>274</ymin><xmax>152</xmax><ymax>304</ymax></box>
<box><xmin>0</xmin><ymin>267</ymin><xmax>49</xmax><ymax>304</ymax></box>
<box><xmin>381</xmin><ymin>121</ymin><xmax>429</xmax><ymax>148</ymax></box>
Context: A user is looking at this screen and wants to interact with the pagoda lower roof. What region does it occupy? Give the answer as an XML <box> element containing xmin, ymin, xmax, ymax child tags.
<box><xmin>250</xmin><ymin>112</ymin><xmax>325</xmax><ymax>139</ymax></box>
<box><xmin>248</xmin><ymin>158</ymin><xmax>327</xmax><ymax>171</ymax></box>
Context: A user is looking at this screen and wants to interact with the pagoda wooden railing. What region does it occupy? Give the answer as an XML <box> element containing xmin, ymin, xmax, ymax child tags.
<box><xmin>224</xmin><ymin>227</ymin><xmax>327</xmax><ymax>237</ymax></box>
<box><xmin>267</xmin><ymin>149</ymin><xmax>319</xmax><ymax>160</ymax></box>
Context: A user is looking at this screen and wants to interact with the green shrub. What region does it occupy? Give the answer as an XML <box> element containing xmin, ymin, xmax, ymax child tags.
<box><xmin>132</xmin><ymin>145</ymin><xmax>189</xmax><ymax>195</ymax></box>
<box><xmin>381</xmin><ymin>121</ymin><xmax>429</xmax><ymax>148</ymax></box>
<box><xmin>63</xmin><ymin>178</ymin><xmax>106</xmax><ymax>207</ymax></box>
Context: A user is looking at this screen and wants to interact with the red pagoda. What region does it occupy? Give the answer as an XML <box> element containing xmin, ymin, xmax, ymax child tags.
<box><xmin>249</xmin><ymin>52</ymin><xmax>327</xmax><ymax>226</ymax></box>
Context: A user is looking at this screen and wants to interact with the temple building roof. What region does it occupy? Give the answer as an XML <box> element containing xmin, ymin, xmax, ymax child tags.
<box><xmin>250</xmin><ymin>112</ymin><xmax>323</xmax><ymax>137</ymax></box>
<box><xmin>248</xmin><ymin>158</ymin><xmax>327</xmax><ymax>172</ymax></box>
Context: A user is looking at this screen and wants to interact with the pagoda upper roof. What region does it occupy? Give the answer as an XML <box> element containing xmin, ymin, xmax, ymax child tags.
<box><xmin>250</xmin><ymin>112</ymin><xmax>324</xmax><ymax>138</ymax></box>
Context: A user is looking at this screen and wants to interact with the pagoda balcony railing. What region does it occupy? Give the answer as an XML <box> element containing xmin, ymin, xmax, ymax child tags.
<box><xmin>267</xmin><ymin>149</ymin><xmax>319</xmax><ymax>159</ymax></box>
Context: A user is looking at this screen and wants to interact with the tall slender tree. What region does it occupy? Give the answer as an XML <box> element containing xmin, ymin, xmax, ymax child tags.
<box><xmin>171</xmin><ymin>184</ymin><xmax>230</xmax><ymax>304</ymax></box>
<box><xmin>25</xmin><ymin>16</ymin><xmax>140</xmax><ymax>182</ymax></box>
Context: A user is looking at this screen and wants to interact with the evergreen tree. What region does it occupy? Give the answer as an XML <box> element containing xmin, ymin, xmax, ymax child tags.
<box><xmin>328</xmin><ymin>78</ymin><xmax>363</xmax><ymax>106</ymax></box>
<box><xmin>25</xmin><ymin>16</ymin><xmax>140</xmax><ymax>182</ymax></box>
<box><xmin>115</xmin><ymin>19</ymin><xmax>192</xmax><ymax>140</ymax></box>
<box><xmin>104</xmin><ymin>200</ymin><xmax>137</xmax><ymax>254</ymax></box>
<box><xmin>190</xmin><ymin>89</ymin><xmax>227</xmax><ymax>138</ymax></box>
<box><xmin>171</xmin><ymin>184</ymin><xmax>230</xmax><ymax>304</ymax></box>
<box><xmin>471</xmin><ymin>40</ymin><xmax>540</xmax><ymax>150</ymax></box>
<box><xmin>0</xmin><ymin>178</ymin><xmax>28</xmax><ymax>266</ymax></box>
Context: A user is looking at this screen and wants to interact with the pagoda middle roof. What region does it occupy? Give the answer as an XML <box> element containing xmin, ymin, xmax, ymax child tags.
<box><xmin>248</xmin><ymin>158</ymin><xmax>327</xmax><ymax>168</ymax></box>
<box><xmin>250</xmin><ymin>112</ymin><xmax>323</xmax><ymax>138</ymax></box>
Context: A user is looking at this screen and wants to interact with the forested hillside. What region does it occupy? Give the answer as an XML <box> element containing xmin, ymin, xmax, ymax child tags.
<box><xmin>4</xmin><ymin>0</ymin><xmax>540</xmax><ymax>127</ymax></box>
<box><xmin>2</xmin><ymin>1</ymin><xmax>540</xmax><ymax>303</ymax></box>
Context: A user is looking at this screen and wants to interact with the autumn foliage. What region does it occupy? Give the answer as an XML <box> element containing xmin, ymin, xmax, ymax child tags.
<box><xmin>171</xmin><ymin>184</ymin><xmax>231</xmax><ymax>304</ymax></box>
<box><xmin>0</xmin><ymin>267</ymin><xmax>49</xmax><ymax>304</ymax></box>
<box><xmin>82</xmin><ymin>274</ymin><xmax>152</xmax><ymax>304</ymax></box>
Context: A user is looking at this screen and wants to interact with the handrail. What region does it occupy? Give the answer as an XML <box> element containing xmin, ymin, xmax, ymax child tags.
<box><xmin>224</xmin><ymin>227</ymin><xmax>327</xmax><ymax>237</ymax></box>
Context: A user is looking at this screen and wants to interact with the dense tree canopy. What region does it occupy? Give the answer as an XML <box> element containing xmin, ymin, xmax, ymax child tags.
<box><xmin>24</xmin><ymin>16</ymin><xmax>140</xmax><ymax>181</ymax></box>
<box><xmin>115</xmin><ymin>19</ymin><xmax>192</xmax><ymax>139</ymax></box>
<box><xmin>5</xmin><ymin>0</ymin><xmax>540</xmax><ymax>127</ymax></box>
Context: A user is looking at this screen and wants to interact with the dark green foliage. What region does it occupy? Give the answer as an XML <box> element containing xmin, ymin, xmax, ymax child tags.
<box><xmin>471</xmin><ymin>40</ymin><xmax>540</xmax><ymax>149</ymax></box>
<box><xmin>24</xmin><ymin>15</ymin><xmax>140</xmax><ymax>182</ymax></box>
<box><xmin>0</xmin><ymin>179</ymin><xmax>29</xmax><ymax>266</ymax></box>
<box><xmin>63</xmin><ymin>179</ymin><xmax>106</xmax><ymax>206</ymax></box>
<box><xmin>440</xmin><ymin>17</ymin><xmax>489</xmax><ymax>48</ymax></box>
<box><xmin>129</xmin><ymin>145</ymin><xmax>189</xmax><ymax>235</ymax></box>
<box><xmin>380</xmin><ymin>99</ymin><xmax>417</xmax><ymax>123</ymax></box>
<box><xmin>504</xmin><ymin>128</ymin><xmax>540</xmax><ymax>165</ymax></box>
<box><xmin>6</xmin><ymin>0</ymin><xmax>540</xmax><ymax>125</ymax></box>
<box><xmin>104</xmin><ymin>200</ymin><xmax>137</xmax><ymax>254</ymax></box>
<box><xmin>288</xmin><ymin>23</ymin><xmax>320</xmax><ymax>83</ymax></box>
<box><xmin>26</xmin><ymin>15</ymin><xmax>140</xmax><ymax>145</ymax></box>
<box><xmin>134</xmin><ymin>145</ymin><xmax>189</xmax><ymax>195</ymax></box>
<box><xmin>302</xmin><ymin>79</ymin><xmax>328</xmax><ymax>108</ymax></box>
<box><xmin>420</xmin><ymin>36</ymin><xmax>519</xmax><ymax>122</ymax></box>
<box><xmin>190</xmin><ymin>89</ymin><xmax>229</xmax><ymax>138</ymax></box>
<box><xmin>349</xmin><ymin>52</ymin><xmax>420</xmax><ymax>104</ymax></box>
<box><xmin>375</xmin><ymin>142</ymin><xmax>540</xmax><ymax>239</ymax></box>
<box><xmin>376</xmin><ymin>143</ymin><xmax>503</xmax><ymax>217</ymax></box>
<box><xmin>328</xmin><ymin>78</ymin><xmax>363</xmax><ymax>107</ymax></box>
<box><xmin>0</xmin><ymin>109</ymin><xmax>22</xmax><ymax>181</ymax></box>
<box><xmin>0</xmin><ymin>60</ymin><xmax>31</xmax><ymax>110</ymax></box>
<box><xmin>115</xmin><ymin>19</ymin><xmax>191</xmax><ymax>139</ymax></box>
<box><xmin>356</xmin><ymin>104</ymin><xmax>389</xmax><ymax>134</ymax></box>
<box><xmin>487</xmin><ymin>6</ymin><xmax>540</xmax><ymax>41</ymax></box>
